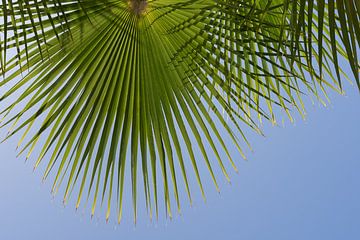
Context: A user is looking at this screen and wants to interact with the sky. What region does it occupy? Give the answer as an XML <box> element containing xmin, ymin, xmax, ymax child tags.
<box><xmin>0</xmin><ymin>74</ymin><xmax>359</xmax><ymax>238</ymax></box>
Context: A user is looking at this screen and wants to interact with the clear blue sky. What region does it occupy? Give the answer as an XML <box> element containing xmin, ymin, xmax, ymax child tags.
<box><xmin>0</xmin><ymin>78</ymin><xmax>359</xmax><ymax>239</ymax></box>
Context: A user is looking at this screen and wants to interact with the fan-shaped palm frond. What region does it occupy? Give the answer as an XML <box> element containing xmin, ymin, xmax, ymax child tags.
<box><xmin>0</xmin><ymin>0</ymin><xmax>359</xmax><ymax>222</ymax></box>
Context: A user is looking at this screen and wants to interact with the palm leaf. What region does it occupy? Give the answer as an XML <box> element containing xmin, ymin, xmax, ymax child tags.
<box><xmin>0</xmin><ymin>0</ymin><xmax>359</xmax><ymax>222</ymax></box>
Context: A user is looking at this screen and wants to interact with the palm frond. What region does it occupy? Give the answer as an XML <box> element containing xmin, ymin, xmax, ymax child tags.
<box><xmin>0</xmin><ymin>0</ymin><xmax>359</xmax><ymax>222</ymax></box>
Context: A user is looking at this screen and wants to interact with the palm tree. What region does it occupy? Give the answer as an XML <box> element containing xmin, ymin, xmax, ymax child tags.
<box><xmin>0</xmin><ymin>0</ymin><xmax>359</xmax><ymax>223</ymax></box>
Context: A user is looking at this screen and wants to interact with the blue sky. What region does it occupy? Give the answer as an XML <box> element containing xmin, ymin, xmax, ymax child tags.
<box><xmin>0</xmin><ymin>79</ymin><xmax>359</xmax><ymax>239</ymax></box>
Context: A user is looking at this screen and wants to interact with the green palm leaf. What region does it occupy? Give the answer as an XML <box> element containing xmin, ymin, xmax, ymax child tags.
<box><xmin>0</xmin><ymin>0</ymin><xmax>359</xmax><ymax>223</ymax></box>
